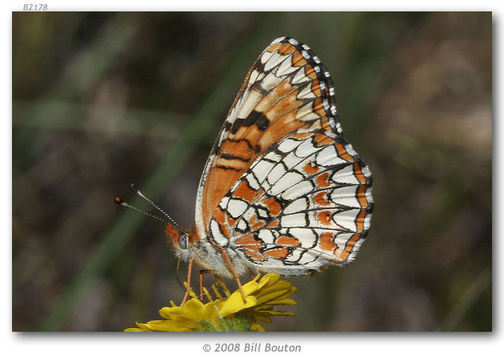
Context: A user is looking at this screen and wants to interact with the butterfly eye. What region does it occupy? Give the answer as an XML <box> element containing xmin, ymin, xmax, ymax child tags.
<box><xmin>178</xmin><ymin>233</ymin><xmax>188</xmax><ymax>249</ymax></box>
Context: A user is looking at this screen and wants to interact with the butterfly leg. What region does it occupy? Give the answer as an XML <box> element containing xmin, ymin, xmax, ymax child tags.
<box><xmin>180</xmin><ymin>257</ymin><xmax>194</xmax><ymax>306</ymax></box>
<box><xmin>199</xmin><ymin>269</ymin><xmax>213</xmax><ymax>302</ymax></box>
<box><xmin>219</xmin><ymin>249</ymin><xmax>247</xmax><ymax>302</ymax></box>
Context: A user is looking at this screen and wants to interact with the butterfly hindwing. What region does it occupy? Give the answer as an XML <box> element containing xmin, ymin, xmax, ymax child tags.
<box><xmin>208</xmin><ymin>129</ymin><xmax>373</xmax><ymax>275</ymax></box>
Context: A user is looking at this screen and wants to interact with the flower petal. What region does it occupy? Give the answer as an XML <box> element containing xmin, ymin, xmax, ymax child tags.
<box><xmin>125</xmin><ymin>273</ymin><xmax>297</xmax><ymax>332</ymax></box>
<box><xmin>220</xmin><ymin>295</ymin><xmax>258</xmax><ymax>317</ymax></box>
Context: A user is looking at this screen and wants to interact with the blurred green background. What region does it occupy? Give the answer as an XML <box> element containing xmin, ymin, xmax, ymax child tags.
<box><xmin>12</xmin><ymin>12</ymin><xmax>492</xmax><ymax>331</ymax></box>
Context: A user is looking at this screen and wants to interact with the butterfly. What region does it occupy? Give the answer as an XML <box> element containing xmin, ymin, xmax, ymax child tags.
<box><xmin>120</xmin><ymin>36</ymin><xmax>373</xmax><ymax>304</ymax></box>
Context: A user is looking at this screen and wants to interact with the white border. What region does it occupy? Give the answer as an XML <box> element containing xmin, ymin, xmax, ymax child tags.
<box><xmin>3</xmin><ymin>1</ymin><xmax>500</xmax><ymax>360</ymax></box>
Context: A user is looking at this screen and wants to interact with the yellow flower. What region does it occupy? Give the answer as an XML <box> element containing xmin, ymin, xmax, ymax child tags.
<box><xmin>125</xmin><ymin>273</ymin><xmax>297</xmax><ymax>332</ymax></box>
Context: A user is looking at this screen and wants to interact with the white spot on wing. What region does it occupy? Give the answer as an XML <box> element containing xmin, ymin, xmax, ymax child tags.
<box><xmin>264</xmin><ymin>53</ymin><xmax>287</xmax><ymax>71</ymax></box>
<box><xmin>282</xmin><ymin>180</ymin><xmax>314</xmax><ymax>200</ymax></box>
<box><xmin>257</xmin><ymin>207</ymin><xmax>269</xmax><ymax>218</ymax></box>
<box><xmin>298</xmin><ymin>251</ymin><xmax>318</xmax><ymax>265</ymax></box>
<box><xmin>292</xmin><ymin>67</ymin><xmax>309</xmax><ymax>84</ymax></box>
<box><xmin>264</xmin><ymin>151</ymin><xmax>282</xmax><ymax>162</ymax></box>
<box><xmin>227</xmin><ymin>198</ymin><xmax>248</xmax><ymax>218</ymax></box>
<box><xmin>210</xmin><ymin>220</ymin><xmax>228</xmax><ymax>246</ymax></box>
<box><xmin>280</xmin><ymin>213</ymin><xmax>307</xmax><ymax>227</ymax></box>
<box><xmin>261</xmin><ymin>50</ymin><xmax>274</xmax><ymax>64</ymax></box>
<box><xmin>246</xmin><ymin>173</ymin><xmax>260</xmax><ymax>190</ymax></box>
<box><xmin>270</xmin><ymin>172</ymin><xmax>303</xmax><ymax>196</ymax></box>
<box><xmin>258</xmin><ymin>229</ymin><xmax>274</xmax><ymax>244</ymax></box>
<box><xmin>333</xmin><ymin>232</ymin><xmax>353</xmax><ymax>248</ymax></box>
<box><xmin>330</xmin><ymin>186</ymin><xmax>360</xmax><ymax>208</ymax></box>
<box><xmin>364</xmin><ymin>214</ymin><xmax>372</xmax><ymax>230</ymax></box>
<box><xmin>249</xmin><ymin>69</ymin><xmax>259</xmax><ymax>84</ymax></box>
<box><xmin>283</xmin><ymin>198</ymin><xmax>308</xmax><ymax>214</ymax></box>
<box><xmin>236</xmin><ymin>90</ymin><xmax>263</xmax><ymax>119</ymax></box>
<box><xmin>362</xmin><ymin>165</ymin><xmax>372</xmax><ymax>177</ymax></box>
<box><xmin>267</xmin><ymin>163</ymin><xmax>286</xmax><ymax>184</ymax></box>
<box><xmin>332</xmin><ymin>165</ymin><xmax>359</xmax><ymax>185</ymax></box>
<box><xmin>276</xmin><ymin>54</ymin><xmax>297</xmax><ymax>76</ymax></box>
<box><xmin>366</xmin><ymin>188</ymin><xmax>373</xmax><ymax>203</ymax></box>
<box><xmin>237</xmin><ymin>219</ymin><xmax>248</xmax><ymax>232</ymax></box>
<box><xmin>345</xmin><ymin>144</ymin><xmax>357</xmax><ymax>157</ymax></box>
<box><xmin>333</xmin><ymin>209</ymin><xmax>360</xmax><ymax>232</ymax></box>
<box><xmin>252</xmin><ymin>160</ymin><xmax>276</xmax><ymax>183</ymax></box>
<box><xmin>295</xmin><ymin>139</ymin><xmax>319</xmax><ymax>157</ymax></box>
<box><xmin>297</xmin><ymin>102</ymin><xmax>319</xmax><ymax>121</ymax></box>
<box><xmin>282</xmin><ymin>151</ymin><xmax>303</xmax><ymax>169</ymax></box>
<box><xmin>316</xmin><ymin>146</ymin><xmax>347</xmax><ymax>166</ymax></box>
<box><xmin>297</xmin><ymin>82</ymin><xmax>315</xmax><ymax>99</ymax></box>
<box><xmin>277</xmin><ymin>138</ymin><xmax>301</xmax><ymax>153</ymax></box>
<box><xmin>290</xmin><ymin>228</ymin><xmax>317</xmax><ymax>248</ymax></box>
<box><xmin>219</xmin><ymin>196</ymin><xmax>230</xmax><ymax>209</ymax></box>
<box><xmin>261</xmin><ymin>72</ymin><xmax>284</xmax><ymax>90</ymax></box>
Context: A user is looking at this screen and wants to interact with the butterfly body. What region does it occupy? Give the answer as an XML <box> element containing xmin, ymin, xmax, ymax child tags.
<box><xmin>166</xmin><ymin>36</ymin><xmax>373</xmax><ymax>282</ymax></box>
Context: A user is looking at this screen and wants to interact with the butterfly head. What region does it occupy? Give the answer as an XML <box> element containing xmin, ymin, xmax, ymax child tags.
<box><xmin>165</xmin><ymin>223</ymin><xmax>191</xmax><ymax>250</ymax></box>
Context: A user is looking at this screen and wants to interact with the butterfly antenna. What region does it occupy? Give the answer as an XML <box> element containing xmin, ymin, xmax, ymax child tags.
<box><xmin>129</xmin><ymin>184</ymin><xmax>180</xmax><ymax>228</ymax></box>
<box><xmin>114</xmin><ymin>197</ymin><xmax>167</xmax><ymax>224</ymax></box>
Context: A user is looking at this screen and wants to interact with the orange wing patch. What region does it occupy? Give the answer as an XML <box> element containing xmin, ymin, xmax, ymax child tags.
<box><xmin>356</xmin><ymin>185</ymin><xmax>368</xmax><ymax>208</ymax></box>
<box><xmin>267</xmin><ymin>218</ymin><xmax>280</xmax><ymax>228</ymax></box>
<box><xmin>304</xmin><ymin>64</ymin><xmax>317</xmax><ymax>79</ymax></box>
<box><xmin>355</xmin><ymin>209</ymin><xmax>367</xmax><ymax>233</ymax></box>
<box><xmin>266</xmin><ymin>42</ymin><xmax>282</xmax><ymax>53</ymax></box>
<box><xmin>263</xmin><ymin>247</ymin><xmax>289</xmax><ymax>259</ymax></box>
<box><xmin>261</xmin><ymin>196</ymin><xmax>282</xmax><ymax>217</ymax></box>
<box><xmin>319</xmin><ymin>232</ymin><xmax>336</xmax><ymax>253</ymax></box>
<box><xmin>244</xmin><ymin>249</ymin><xmax>267</xmax><ymax>261</ymax></box>
<box><xmin>335</xmin><ymin>143</ymin><xmax>354</xmax><ymax>162</ymax></box>
<box><xmin>353</xmin><ymin>163</ymin><xmax>367</xmax><ymax>184</ymax></box>
<box><xmin>249</xmin><ymin>215</ymin><xmax>266</xmax><ymax>231</ymax></box>
<box><xmin>303</xmin><ymin>162</ymin><xmax>320</xmax><ymax>175</ymax></box>
<box><xmin>316</xmin><ymin>172</ymin><xmax>333</xmax><ymax>188</ymax></box>
<box><xmin>313</xmin><ymin>191</ymin><xmax>331</xmax><ymax>206</ymax></box>
<box><xmin>292</xmin><ymin>50</ymin><xmax>308</xmax><ymax>66</ymax></box>
<box><xmin>233</xmin><ymin>181</ymin><xmax>256</xmax><ymax>203</ymax></box>
<box><xmin>314</xmin><ymin>132</ymin><xmax>334</xmax><ymax>146</ymax></box>
<box><xmin>317</xmin><ymin>210</ymin><xmax>333</xmax><ymax>226</ymax></box>
<box><xmin>278</xmin><ymin>42</ymin><xmax>296</xmax><ymax>55</ymax></box>
<box><xmin>330</xmin><ymin>233</ymin><xmax>361</xmax><ymax>263</ymax></box>
<box><xmin>276</xmin><ymin>236</ymin><xmax>301</xmax><ymax>247</ymax></box>
<box><xmin>235</xmin><ymin>234</ymin><xmax>263</xmax><ymax>252</ymax></box>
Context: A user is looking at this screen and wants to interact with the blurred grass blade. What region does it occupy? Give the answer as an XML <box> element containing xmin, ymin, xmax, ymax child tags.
<box><xmin>13</xmin><ymin>14</ymin><xmax>139</xmax><ymax>168</ymax></box>
<box><xmin>438</xmin><ymin>268</ymin><xmax>491</xmax><ymax>331</ymax></box>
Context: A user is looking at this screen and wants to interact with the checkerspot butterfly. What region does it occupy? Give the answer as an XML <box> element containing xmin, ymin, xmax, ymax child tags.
<box><xmin>120</xmin><ymin>37</ymin><xmax>373</xmax><ymax>302</ymax></box>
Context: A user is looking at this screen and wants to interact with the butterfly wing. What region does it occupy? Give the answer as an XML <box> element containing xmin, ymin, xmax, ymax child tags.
<box><xmin>195</xmin><ymin>36</ymin><xmax>341</xmax><ymax>239</ymax></box>
<box><xmin>208</xmin><ymin>129</ymin><xmax>373</xmax><ymax>275</ymax></box>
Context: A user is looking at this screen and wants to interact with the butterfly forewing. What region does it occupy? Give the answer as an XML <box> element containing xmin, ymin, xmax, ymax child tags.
<box><xmin>195</xmin><ymin>37</ymin><xmax>342</xmax><ymax>240</ymax></box>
